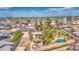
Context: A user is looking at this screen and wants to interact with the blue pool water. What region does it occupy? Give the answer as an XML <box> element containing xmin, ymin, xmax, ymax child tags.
<box><xmin>55</xmin><ymin>38</ymin><xmax>64</xmax><ymax>43</ymax></box>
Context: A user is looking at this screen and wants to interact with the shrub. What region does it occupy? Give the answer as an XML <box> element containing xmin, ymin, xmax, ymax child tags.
<box><xmin>11</xmin><ymin>30</ymin><xmax>22</xmax><ymax>44</ymax></box>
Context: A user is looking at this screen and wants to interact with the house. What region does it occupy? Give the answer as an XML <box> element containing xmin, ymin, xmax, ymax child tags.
<box><xmin>0</xmin><ymin>40</ymin><xmax>14</xmax><ymax>51</ymax></box>
<box><xmin>31</xmin><ymin>32</ymin><xmax>42</xmax><ymax>38</ymax></box>
<box><xmin>72</xmin><ymin>20</ymin><xmax>79</xmax><ymax>25</ymax></box>
<box><xmin>30</xmin><ymin>32</ymin><xmax>43</xmax><ymax>51</ymax></box>
<box><xmin>10</xmin><ymin>28</ymin><xmax>19</xmax><ymax>33</ymax></box>
<box><xmin>72</xmin><ymin>26</ymin><xmax>79</xmax><ymax>32</ymax></box>
<box><xmin>73</xmin><ymin>32</ymin><xmax>79</xmax><ymax>37</ymax></box>
<box><xmin>0</xmin><ymin>30</ymin><xmax>12</xmax><ymax>40</ymax></box>
<box><xmin>62</xmin><ymin>18</ymin><xmax>68</xmax><ymax>25</ymax></box>
<box><xmin>51</xmin><ymin>20</ymin><xmax>56</xmax><ymax>26</ymax></box>
<box><xmin>19</xmin><ymin>26</ymin><xmax>36</xmax><ymax>32</ymax></box>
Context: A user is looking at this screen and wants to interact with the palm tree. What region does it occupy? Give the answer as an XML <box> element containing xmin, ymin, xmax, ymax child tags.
<box><xmin>46</xmin><ymin>17</ymin><xmax>52</xmax><ymax>27</ymax></box>
<box><xmin>55</xmin><ymin>18</ymin><xmax>59</xmax><ymax>29</ymax></box>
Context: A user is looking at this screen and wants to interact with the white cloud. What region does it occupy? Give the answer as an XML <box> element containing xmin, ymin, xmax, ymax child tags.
<box><xmin>43</xmin><ymin>7</ymin><xmax>74</xmax><ymax>15</ymax></box>
<box><xmin>64</xmin><ymin>7</ymin><xmax>72</xmax><ymax>8</ymax></box>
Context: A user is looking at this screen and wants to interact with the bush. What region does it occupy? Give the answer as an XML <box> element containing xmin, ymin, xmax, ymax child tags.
<box><xmin>11</xmin><ymin>30</ymin><xmax>22</xmax><ymax>44</ymax></box>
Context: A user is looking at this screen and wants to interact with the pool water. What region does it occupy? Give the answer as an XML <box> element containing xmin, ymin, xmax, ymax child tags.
<box><xmin>55</xmin><ymin>38</ymin><xmax>64</xmax><ymax>43</ymax></box>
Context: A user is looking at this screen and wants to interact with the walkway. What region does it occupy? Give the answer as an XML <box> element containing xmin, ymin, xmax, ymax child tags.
<box><xmin>15</xmin><ymin>31</ymin><xmax>30</xmax><ymax>51</ymax></box>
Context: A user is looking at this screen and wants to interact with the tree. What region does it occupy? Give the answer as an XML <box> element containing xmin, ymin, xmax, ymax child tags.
<box><xmin>42</xmin><ymin>26</ymin><xmax>55</xmax><ymax>45</ymax></box>
<box><xmin>55</xmin><ymin>19</ymin><xmax>59</xmax><ymax>29</ymax></box>
<box><xmin>46</xmin><ymin>17</ymin><xmax>52</xmax><ymax>27</ymax></box>
<box><xmin>67</xmin><ymin>16</ymin><xmax>72</xmax><ymax>25</ymax></box>
<box><xmin>34</xmin><ymin>20</ymin><xmax>39</xmax><ymax>30</ymax></box>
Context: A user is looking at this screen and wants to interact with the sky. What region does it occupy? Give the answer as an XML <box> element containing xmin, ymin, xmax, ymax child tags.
<box><xmin>0</xmin><ymin>7</ymin><xmax>79</xmax><ymax>17</ymax></box>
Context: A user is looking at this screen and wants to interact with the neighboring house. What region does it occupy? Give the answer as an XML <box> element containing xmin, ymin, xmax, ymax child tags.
<box><xmin>32</xmin><ymin>32</ymin><xmax>42</xmax><ymax>38</ymax></box>
<box><xmin>0</xmin><ymin>23</ymin><xmax>6</xmax><ymax>29</ymax></box>
<box><xmin>0</xmin><ymin>30</ymin><xmax>12</xmax><ymax>40</ymax></box>
<box><xmin>71</xmin><ymin>20</ymin><xmax>79</xmax><ymax>32</ymax></box>
<box><xmin>19</xmin><ymin>26</ymin><xmax>36</xmax><ymax>32</ymax></box>
<box><xmin>72</xmin><ymin>26</ymin><xmax>79</xmax><ymax>32</ymax></box>
<box><xmin>0</xmin><ymin>40</ymin><xmax>14</xmax><ymax>51</ymax></box>
<box><xmin>10</xmin><ymin>24</ymin><xmax>17</xmax><ymax>28</ymax></box>
<box><xmin>71</xmin><ymin>20</ymin><xmax>79</xmax><ymax>25</ymax></box>
<box><xmin>51</xmin><ymin>20</ymin><xmax>56</xmax><ymax>26</ymax></box>
<box><xmin>10</xmin><ymin>28</ymin><xmax>19</xmax><ymax>32</ymax></box>
<box><xmin>73</xmin><ymin>32</ymin><xmax>79</xmax><ymax>37</ymax></box>
<box><xmin>63</xmin><ymin>18</ymin><xmax>68</xmax><ymax>25</ymax></box>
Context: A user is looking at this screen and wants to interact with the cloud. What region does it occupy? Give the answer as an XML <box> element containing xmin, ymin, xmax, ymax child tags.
<box><xmin>64</xmin><ymin>7</ymin><xmax>73</xmax><ymax>8</ymax></box>
<box><xmin>43</xmin><ymin>7</ymin><xmax>76</xmax><ymax>16</ymax></box>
